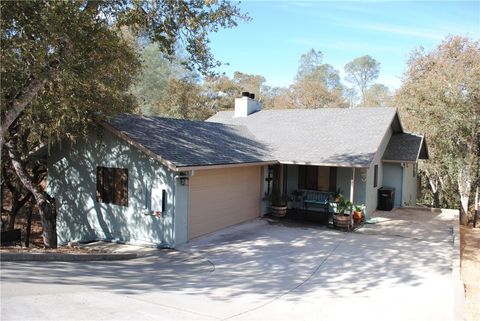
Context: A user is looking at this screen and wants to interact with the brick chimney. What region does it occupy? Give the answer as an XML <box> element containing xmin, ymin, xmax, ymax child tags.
<box><xmin>234</xmin><ymin>92</ymin><xmax>262</xmax><ymax>117</ymax></box>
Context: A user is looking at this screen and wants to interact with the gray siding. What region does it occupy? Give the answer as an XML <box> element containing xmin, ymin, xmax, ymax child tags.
<box><xmin>336</xmin><ymin>167</ymin><xmax>352</xmax><ymax>200</ymax></box>
<box><xmin>354</xmin><ymin>168</ymin><xmax>366</xmax><ymax>205</ymax></box>
<box><xmin>365</xmin><ymin>127</ymin><xmax>393</xmax><ymax>216</ymax></box>
<box><xmin>48</xmin><ymin>127</ymin><xmax>189</xmax><ymax>247</ymax></box>
<box><xmin>402</xmin><ymin>163</ymin><xmax>417</xmax><ymax>206</ymax></box>
<box><xmin>336</xmin><ymin>167</ymin><xmax>366</xmax><ymax>205</ymax></box>
<box><xmin>383</xmin><ymin>163</ymin><xmax>403</xmax><ymax>207</ymax></box>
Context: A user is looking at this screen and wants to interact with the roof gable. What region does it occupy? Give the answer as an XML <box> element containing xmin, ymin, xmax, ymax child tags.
<box><xmin>383</xmin><ymin>133</ymin><xmax>429</xmax><ymax>163</ymax></box>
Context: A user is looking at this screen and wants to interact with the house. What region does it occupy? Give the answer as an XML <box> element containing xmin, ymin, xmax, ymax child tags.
<box><xmin>47</xmin><ymin>94</ymin><xmax>428</xmax><ymax>247</ymax></box>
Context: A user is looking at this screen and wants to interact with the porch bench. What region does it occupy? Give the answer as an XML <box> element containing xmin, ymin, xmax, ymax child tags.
<box><xmin>301</xmin><ymin>190</ymin><xmax>333</xmax><ymax>213</ymax></box>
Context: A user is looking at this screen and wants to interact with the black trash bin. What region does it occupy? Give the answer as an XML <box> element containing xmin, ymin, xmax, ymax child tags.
<box><xmin>378</xmin><ymin>187</ymin><xmax>395</xmax><ymax>211</ymax></box>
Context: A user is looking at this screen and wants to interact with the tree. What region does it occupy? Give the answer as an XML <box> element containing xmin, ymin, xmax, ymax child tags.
<box><xmin>287</xmin><ymin>50</ymin><xmax>347</xmax><ymax>108</ymax></box>
<box><xmin>295</xmin><ymin>49</ymin><xmax>324</xmax><ymax>81</ymax></box>
<box><xmin>1</xmin><ymin>0</ymin><xmax>246</xmax><ymax>247</ymax></box>
<box><xmin>395</xmin><ymin>36</ymin><xmax>480</xmax><ymax>224</ymax></box>
<box><xmin>154</xmin><ymin>78</ymin><xmax>213</xmax><ymax>120</ymax></box>
<box><xmin>344</xmin><ymin>55</ymin><xmax>381</xmax><ymax>106</ymax></box>
<box><xmin>363</xmin><ymin>84</ymin><xmax>392</xmax><ymax>107</ymax></box>
<box><xmin>130</xmin><ymin>42</ymin><xmax>201</xmax><ymax>116</ymax></box>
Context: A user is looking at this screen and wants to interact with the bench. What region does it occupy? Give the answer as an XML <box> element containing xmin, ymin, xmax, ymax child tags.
<box><xmin>301</xmin><ymin>190</ymin><xmax>333</xmax><ymax>212</ymax></box>
<box><xmin>1</xmin><ymin>229</ymin><xmax>22</xmax><ymax>246</ymax></box>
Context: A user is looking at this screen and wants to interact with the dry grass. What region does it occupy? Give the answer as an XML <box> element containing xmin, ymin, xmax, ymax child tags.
<box><xmin>460</xmin><ymin>225</ymin><xmax>480</xmax><ymax>321</ymax></box>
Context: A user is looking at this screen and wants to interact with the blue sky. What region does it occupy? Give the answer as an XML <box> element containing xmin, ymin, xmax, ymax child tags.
<box><xmin>209</xmin><ymin>1</ymin><xmax>480</xmax><ymax>90</ymax></box>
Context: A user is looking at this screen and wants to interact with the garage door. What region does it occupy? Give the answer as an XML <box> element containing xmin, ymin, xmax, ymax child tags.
<box><xmin>188</xmin><ymin>166</ymin><xmax>262</xmax><ymax>239</ymax></box>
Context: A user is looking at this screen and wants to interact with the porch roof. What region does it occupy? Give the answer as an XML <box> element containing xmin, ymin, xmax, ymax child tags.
<box><xmin>382</xmin><ymin>133</ymin><xmax>429</xmax><ymax>163</ymax></box>
<box><xmin>208</xmin><ymin>108</ymin><xmax>399</xmax><ymax>168</ymax></box>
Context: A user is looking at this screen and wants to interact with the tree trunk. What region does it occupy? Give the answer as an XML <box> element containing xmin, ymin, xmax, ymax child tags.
<box><xmin>427</xmin><ymin>174</ymin><xmax>440</xmax><ymax>208</ymax></box>
<box><xmin>5</xmin><ymin>140</ymin><xmax>57</xmax><ymax>248</ymax></box>
<box><xmin>25</xmin><ymin>197</ymin><xmax>33</xmax><ymax>247</ymax></box>
<box><xmin>458</xmin><ymin>166</ymin><xmax>472</xmax><ymax>225</ymax></box>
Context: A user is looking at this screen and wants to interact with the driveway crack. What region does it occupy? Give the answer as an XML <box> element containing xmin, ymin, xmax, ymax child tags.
<box><xmin>221</xmin><ymin>233</ymin><xmax>348</xmax><ymax>320</ymax></box>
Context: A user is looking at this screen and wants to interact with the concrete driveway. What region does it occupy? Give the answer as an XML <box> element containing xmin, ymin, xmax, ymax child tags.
<box><xmin>1</xmin><ymin>208</ymin><xmax>457</xmax><ymax>321</ymax></box>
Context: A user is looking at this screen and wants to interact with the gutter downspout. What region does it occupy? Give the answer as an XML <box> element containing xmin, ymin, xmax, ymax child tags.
<box><xmin>172</xmin><ymin>171</ymin><xmax>195</xmax><ymax>247</ymax></box>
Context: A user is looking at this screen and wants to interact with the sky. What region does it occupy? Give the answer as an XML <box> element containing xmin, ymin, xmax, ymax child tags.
<box><xmin>209</xmin><ymin>1</ymin><xmax>480</xmax><ymax>90</ymax></box>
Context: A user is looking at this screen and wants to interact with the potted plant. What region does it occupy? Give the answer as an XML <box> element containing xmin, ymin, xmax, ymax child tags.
<box><xmin>333</xmin><ymin>196</ymin><xmax>352</xmax><ymax>229</ymax></box>
<box><xmin>353</xmin><ymin>204</ymin><xmax>364</xmax><ymax>224</ymax></box>
<box><xmin>291</xmin><ymin>190</ymin><xmax>302</xmax><ymax>208</ymax></box>
<box><xmin>270</xmin><ymin>190</ymin><xmax>288</xmax><ymax>217</ymax></box>
<box><xmin>334</xmin><ymin>188</ymin><xmax>344</xmax><ymax>203</ymax></box>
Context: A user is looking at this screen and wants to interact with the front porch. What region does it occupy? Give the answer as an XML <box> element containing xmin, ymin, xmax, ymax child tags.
<box><xmin>263</xmin><ymin>164</ymin><xmax>368</xmax><ymax>208</ymax></box>
<box><xmin>262</xmin><ymin>163</ymin><xmax>369</xmax><ymax>230</ymax></box>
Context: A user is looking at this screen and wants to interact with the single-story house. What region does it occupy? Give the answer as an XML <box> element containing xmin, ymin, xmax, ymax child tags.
<box><xmin>47</xmin><ymin>94</ymin><xmax>428</xmax><ymax>247</ymax></box>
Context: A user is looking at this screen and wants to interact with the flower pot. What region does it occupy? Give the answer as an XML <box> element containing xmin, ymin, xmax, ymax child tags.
<box><xmin>333</xmin><ymin>214</ymin><xmax>351</xmax><ymax>229</ymax></box>
<box><xmin>353</xmin><ymin>211</ymin><xmax>363</xmax><ymax>223</ymax></box>
<box><xmin>271</xmin><ymin>206</ymin><xmax>287</xmax><ymax>217</ymax></box>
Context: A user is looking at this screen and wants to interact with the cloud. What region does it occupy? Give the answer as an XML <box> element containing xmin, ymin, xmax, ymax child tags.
<box><xmin>350</xmin><ymin>22</ymin><xmax>444</xmax><ymax>40</ymax></box>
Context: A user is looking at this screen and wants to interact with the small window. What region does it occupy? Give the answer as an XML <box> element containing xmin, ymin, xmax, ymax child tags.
<box><xmin>96</xmin><ymin>167</ymin><xmax>128</xmax><ymax>206</ymax></box>
<box><xmin>373</xmin><ymin>165</ymin><xmax>378</xmax><ymax>188</ymax></box>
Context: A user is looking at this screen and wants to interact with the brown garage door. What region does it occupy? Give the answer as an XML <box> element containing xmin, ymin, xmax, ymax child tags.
<box><xmin>188</xmin><ymin>166</ymin><xmax>262</xmax><ymax>239</ymax></box>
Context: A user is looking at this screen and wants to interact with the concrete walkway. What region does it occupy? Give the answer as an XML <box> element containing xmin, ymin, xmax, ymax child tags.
<box><xmin>1</xmin><ymin>208</ymin><xmax>459</xmax><ymax>321</ymax></box>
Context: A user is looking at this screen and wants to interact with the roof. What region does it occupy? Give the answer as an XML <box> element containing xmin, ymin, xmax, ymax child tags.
<box><xmin>104</xmin><ymin>114</ymin><xmax>275</xmax><ymax>170</ymax></box>
<box><xmin>383</xmin><ymin>133</ymin><xmax>429</xmax><ymax>163</ymax></box>
<box><xmin>207</xmin><ymin>107</ymin><xmax>399</xmax><ymax>168</ymax></box>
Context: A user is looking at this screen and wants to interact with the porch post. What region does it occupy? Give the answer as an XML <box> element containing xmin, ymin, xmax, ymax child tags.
<box><xmin>350</xmin><ymin>168</ymin><xmax>355</xmax><ymax>203</ymax></box>
<box><xmin>279</xmin><ymin>164</ymin><xmax>285</xmax><ymax>196</ymax></box>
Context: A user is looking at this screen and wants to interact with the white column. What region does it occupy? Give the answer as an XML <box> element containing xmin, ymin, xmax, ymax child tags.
<box><xmin>350</xmin><ymin>168</ymin><xmax>355</xmax><ymax>203</ymax></box>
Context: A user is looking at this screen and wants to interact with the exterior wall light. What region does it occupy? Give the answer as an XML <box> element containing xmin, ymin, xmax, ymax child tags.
<box><xmin>179</xmin><ymin>172</ymin><xmax>189</xmax><ymax>186</ymax></box>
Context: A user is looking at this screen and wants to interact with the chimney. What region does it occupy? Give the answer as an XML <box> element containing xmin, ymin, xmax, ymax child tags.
<box><xmin>234</xmin><ymin>92</ymin><xmax>262</xmax><ymax>117</ymax></box>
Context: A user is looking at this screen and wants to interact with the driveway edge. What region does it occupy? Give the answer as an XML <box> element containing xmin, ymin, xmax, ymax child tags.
<box><xmin>0</xmin><ymin>252</ymin><xmax>139</xmax><ymax>261</ymax></box>
<box><xmin>452</xmin><ymin>211</ymin><xmax>465</xmax><ymax>321</ymax></box>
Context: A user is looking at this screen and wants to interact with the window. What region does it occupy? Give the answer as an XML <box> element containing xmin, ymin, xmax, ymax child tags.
<box><xmin>298</xmin><ymin>166</ymin><xmax>318</xmax><ymax>190</ymax></box>
<box><xmin>96</xmin><ymin>167</ymin><xmax>128</xmax><ymax>206</ymax></box>
<box><xmin>298</xmin><ymin>166</ymin><xmax>337</xmax><ymax>191</ymax></box>
<box><xmin>373</xmin><ymin>164</ymin><xmax>378</xmax><ymax>188</ymax></box>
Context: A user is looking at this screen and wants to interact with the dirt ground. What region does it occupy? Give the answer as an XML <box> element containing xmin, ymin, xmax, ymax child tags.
<box><xmin>1</xmin><ymin>211</ymin><xmax>103</xmax><ymax>253</ymax></box>
<box><xmin>460</xmin><ymin>225</ymin><xmax>480</xmax><ymax>321</ymax></box>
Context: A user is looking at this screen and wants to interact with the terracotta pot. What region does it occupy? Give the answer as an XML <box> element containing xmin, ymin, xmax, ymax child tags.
<box><xmin>271</xmin><ymin>206</ymin><xmax>287</xmax><ymax>217</ymax></box>
<box><xmin>353</xmin><ymin>211</ymin><xmax>362</xmax><ymax>220</ymax></box>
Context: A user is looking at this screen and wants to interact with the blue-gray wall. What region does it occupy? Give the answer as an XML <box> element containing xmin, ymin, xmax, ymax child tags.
<box><xmin>47</xmin><ymin>127</ymin><xmax>189</xmax><ymax>247</ymax></box>
<box><xmin>365</xmin><ymin>126</ymin><xmax>393</xmax><ymax>216</ymax></box>
<box><xmin>382</xmin><ymin>162</ymin><xmax>418</xmax><ymax>207</ymax></box>
<box><xmin>382</xmin><ymin>163</ymin><xmax>403</xmax><ymax>207</ymax></box>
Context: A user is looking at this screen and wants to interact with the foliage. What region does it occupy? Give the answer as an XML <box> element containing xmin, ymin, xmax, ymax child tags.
<box><xmin>335</xmin><ymin>196</ymin><xmax>352</xmax><ymax>214</ymax></box>
<box><xmin>295</xmin><ymin>49</ymin><xmax>324</xmax><ymax>81</ymax></box>
<box><xmin>0</xmin><ymin>0</ymin><xmax>246</xmax><ymax>247</ymax></box>
<box><xmin>269</xmin><ymin>189</ymin><xmax>288</xmax><ymax>207</ymax></box>
<box><xmin>395</xmin><ymin>36</ymin><xmax>480</xmax><ymax>221</ymax></box>
<box><xmin>363</xmin><ymin>84</ymin><xmax>392</xmax><ymax>107</ymax></box>
<box><xmin>271</xmin><ymin>49</ymin><xmax>348</xmax><ymax>109</ymax></box>
<box><xmin>344</xmin><ymin>55</ymin><xmax>381</xmax><ymax>105</ymax></box>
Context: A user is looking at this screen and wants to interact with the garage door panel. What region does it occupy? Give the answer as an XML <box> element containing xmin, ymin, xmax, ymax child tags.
<box><xmin>188</xmin><ymin>166</ymin><xmax>261</xmax><ymax>239</ymax></box>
